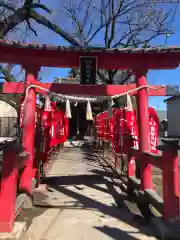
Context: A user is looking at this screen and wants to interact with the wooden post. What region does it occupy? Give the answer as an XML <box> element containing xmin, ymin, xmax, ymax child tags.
<box><xmin>162</xmin><ymin>146</ymin><xmax>180</xmax><ymax>224</ymax></box>
<box><xmin>0</xmin><ymin>143</ymin><xmax>18</xmax><ymax>232</ymax></box>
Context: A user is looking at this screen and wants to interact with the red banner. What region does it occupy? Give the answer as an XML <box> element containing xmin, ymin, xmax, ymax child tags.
<box><xmin>148</xmin><ymin>107</ymin><xmax>159</xmax><ymax>153</ymax></box>
<box><xmin>94</xmin><ymin>106</ymin><xmax>159</xmax><ymax>154</ymax></box>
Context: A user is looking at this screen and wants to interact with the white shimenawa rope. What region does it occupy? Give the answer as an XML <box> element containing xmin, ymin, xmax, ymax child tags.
<box><xmin>21</xmin><ymin>84</ymin><xmax>166</xmax><ymax>107</ymax></box>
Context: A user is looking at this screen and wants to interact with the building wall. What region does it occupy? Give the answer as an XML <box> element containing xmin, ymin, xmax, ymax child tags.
<box><xmin>0</xmin><ymin>100</ymin><xmax>17</xmax><ymax>137</ymax></box>
<box><xmin>68</xmin><ymin>103</ymin><xmax>92</xmax><ymax>139</ymax></box>
<box><xmin>167</xmin><ymin>97</ymin><xmax>180</xmax><ymax>137</ymax></box>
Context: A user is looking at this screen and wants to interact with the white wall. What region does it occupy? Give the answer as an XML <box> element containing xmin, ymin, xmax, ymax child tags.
<box><xmin>167</xmin><ymin>97</ymin><xmax>180</xmax><ymax>137</ymax></box>
<box><xmin>0</xmin><ymin>100</ymin><xmax>17</xmax><ymax>137</ymax></box>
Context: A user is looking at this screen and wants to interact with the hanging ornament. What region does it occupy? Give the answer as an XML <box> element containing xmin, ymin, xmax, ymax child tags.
<box><xmin>86</xmin><ymin>101</ymin><xmax>93</xmax><ymax>120</ymax></box>
<box><xmin>65</xmin><ymin>99</ymin><xmax>72</xmax><ymax>118</ymax></box>
<box><xmin>126</xmin><ymin>94</ymin><xmax>133</xmax><ymax>112</ymax></box>
<box><xmin>107</xmin><ymin>99</ymin><xmax>113</xmax><ymax>118</ymax></box>
<box><xmin>111</xmin><ymin>99</ymin><xmax>115</xmax><ymax>106</ymax></box>
<box><xmin>44</xmin><ymin>96</ymin><xmax>52</xmax><ymax>112</ymax></box>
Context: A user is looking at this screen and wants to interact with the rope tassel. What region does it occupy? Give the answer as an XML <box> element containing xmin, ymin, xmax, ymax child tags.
<box><xmin>86</xmin><ymin>101</ymin><xmax>93</xmax><ymax>120</ymax></box>
<box><xmin>126</xmin><ymin>94</ymin><xmax>133</xmax><ymax>112</ymax></box>
<box><xmin>107</xmin><ymin>99</ymin><xmax>113</xmax><ymax>118</ymax></box>
<box><xmin>65</xmin><ymin>99</ymin><xmax>72</xmax><ymax>118</ymax></box>
<box><xmin>44</xmin><ymin>96</ymin><xmax>52</xmax><ymax>112</ymax></box>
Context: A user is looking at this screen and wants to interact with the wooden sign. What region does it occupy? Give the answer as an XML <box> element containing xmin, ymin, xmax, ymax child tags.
<box><xmin>80</xmin><ymin>57</ymin><xmax>97</xmax><ymax>84</ymax></box>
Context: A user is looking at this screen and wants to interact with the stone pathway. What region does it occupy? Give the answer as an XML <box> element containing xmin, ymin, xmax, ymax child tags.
<box><xmin>18</xmin><ymin>145</ymin><xmax>157</xmax><ymax>240</ymax></box>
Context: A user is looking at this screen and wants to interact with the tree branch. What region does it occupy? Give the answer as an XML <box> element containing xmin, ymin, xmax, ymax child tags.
<box><xmin>0</xmin><ymin>66</ymin><xmax>16</xmax><ymax>82</ymax></box>
<box><xmin>0</xmin><ymin>0</ymin><xmax>177</xmax><ymax>86</ymax></box>
<box><xmin>29</xmin><ymin>10</ymin><xmax>83</xmax><ymax>47</ymax></box>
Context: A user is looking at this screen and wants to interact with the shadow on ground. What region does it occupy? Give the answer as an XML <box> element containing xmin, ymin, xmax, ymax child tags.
<box><xmin>95</xmin><ymin>225</ymin><xmax>141</xmax><ymax>240</ymax></box>
<box><xmin>42</xmin><ymin>145</ymin><xmax>156</xmax><ymax>238</ymax></box>
<box><xmin>17</xmin><ymin>143</ymin><xmax>157</xmax><ymax>239</ymax></box>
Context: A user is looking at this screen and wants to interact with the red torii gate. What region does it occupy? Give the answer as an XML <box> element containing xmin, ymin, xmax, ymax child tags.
<box><xmin>0</xmin><ymin>40</ymin><xmax>180</xmax><ymax>234</ymax></box>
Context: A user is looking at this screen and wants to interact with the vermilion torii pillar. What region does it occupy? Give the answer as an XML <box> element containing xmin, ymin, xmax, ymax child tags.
<box><xmin>135</xmin><ymin>69</ymin><xmax>153</xmax><ymax>191</ymax></box>
<box><xmin>18</xmin><ymin>66</ymin><xmax>40</xmax><ymax>196</ymax></box>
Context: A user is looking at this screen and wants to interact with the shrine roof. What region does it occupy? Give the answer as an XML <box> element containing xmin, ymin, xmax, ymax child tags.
<box><xmin>164</xmin><ymin>96</ymin><xmax>180</xmax><ymax>102</ymax></box>
<box><xmin>1</xmin><ymin>40</ymin><xmax>180</xmax><ymax>70</ymax></box>
<box><xmin>1</xmin><ymin>40</ymin><xmax>180</xmax><ymax>54</ymax></box>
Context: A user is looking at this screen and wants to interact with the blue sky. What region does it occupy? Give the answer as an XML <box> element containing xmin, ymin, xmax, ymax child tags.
<box><xmin>7</xmin><ymin>0</ymin><xmax>180</xmax><ymax>110</ymax></box>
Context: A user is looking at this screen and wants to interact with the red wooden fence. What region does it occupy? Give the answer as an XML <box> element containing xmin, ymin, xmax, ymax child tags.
<box><xmin>93</xmin><ymin>107</ymin><xmax>180</xmax><ymax>227</ymax></box>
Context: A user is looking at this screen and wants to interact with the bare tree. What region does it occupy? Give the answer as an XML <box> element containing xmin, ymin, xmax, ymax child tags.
<box><xmin>0</xmin><ymin>0</ymin><xmax>83</xmax><ymax>82</ymax></box>
<box><xmin>0</xmin><ymin>0</ymin><xmax>178</xmax><ymax>84</ymax></box>
<box><xmin>57</xmin><ymin>0</ymin><xmax>178</xmax><ymax>84</ymax></box>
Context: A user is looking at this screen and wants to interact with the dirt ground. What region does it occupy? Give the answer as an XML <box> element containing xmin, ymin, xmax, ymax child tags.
<box><xmin>152</xmin><ymin>167</ymin><xmax>163</xmax><ymax>197</ymax></box>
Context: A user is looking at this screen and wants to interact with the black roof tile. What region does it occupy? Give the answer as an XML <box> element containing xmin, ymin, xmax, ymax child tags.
<box><xmin>1</xmin><ymin>40</ymin><xmax>180</xmax><ymax>54</ymax></box>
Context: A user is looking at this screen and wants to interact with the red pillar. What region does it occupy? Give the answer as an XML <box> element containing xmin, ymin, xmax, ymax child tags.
<box><xmin>19</xmin><ymin>66</ymin><xmax>40</xmax><ymax>195</ymax></box>
<box><xmin>136</xmin><ymin>70</ymin><xmax>152</xmax><ymax>190</ymax></box>
<box><xmin>128</xmin><ymin>156</ymin><xmax>136</xmax><ymax>177</ymax></box>
<box><xmin>162</xmin><ymin>148</ymin><xmax>180</xmax><ymax>223</ymax></box>
<box><xmin>0</xmin><ymin>146</ymin><xmax>18</xmax><ymax>232</ymax></box>
<box><xmin>34</xmin><ymin>110</ymin><xmax>41</xmax><ymax>187</ymax></box>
